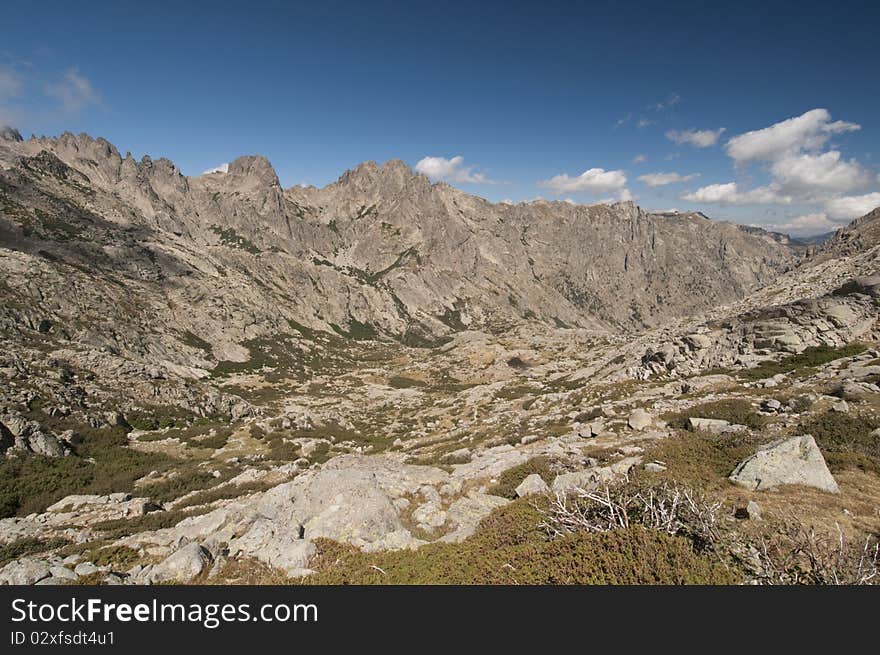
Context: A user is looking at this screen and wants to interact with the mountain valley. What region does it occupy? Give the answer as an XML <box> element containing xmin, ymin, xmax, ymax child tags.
<box><xmin>1</xmin><ymin>128</ymin><xmax>878</xmax><ymax>585</ymax></box>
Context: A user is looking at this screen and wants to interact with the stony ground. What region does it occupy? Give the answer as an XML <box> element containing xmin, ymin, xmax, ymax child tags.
<box><xmin>2</xmin><ymin>308</ymin><xmax>879</xmax><ymax>584</ymax></box>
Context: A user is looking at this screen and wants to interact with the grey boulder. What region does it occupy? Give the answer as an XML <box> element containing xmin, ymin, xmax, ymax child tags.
<box><xmin>627</xmin><ymin>408</ymin><xmax>653</xmax><ymax>431</ymax></box>
<box><xmin>0</xmin><ymin>557</ymin><xmax>52</xmax><ymax>585</ymax></box>
<box><xmin>515</xmin><ymin>474</ymin><xmax>550</xmax><ymax>497</ymax></box>
<box><xmin>147</xmin><ymin>543</ymin><xmax>213</xmax><ymax>583</ymax></box>
<box><xmin>729</xmin><ymin>435</ymin><xmax>838</xmax><ymax>493</ymax></box>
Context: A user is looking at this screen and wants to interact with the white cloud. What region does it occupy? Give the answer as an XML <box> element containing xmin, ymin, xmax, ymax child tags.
<box><xmin>767</xmin><ymin>212</ymin><xmax>841</xmax><ymax>235</ymax></box>
<box><xmin>666</xmin><ymin>127</ymin><xmax>726</xmax><ymax>148</ymax></box>
<box><xmin>415</xmin><ymin>155</ymin><xmax>495</xmax><ymax>184</ymax></box>
<box><xmin>202</xmin><ymin>163</ymin><xmax>229</xmax><ymax>175</ymax></box>
<box><xmin>680</xmin><ymin>109</ymin><xmax>874</xmax><ymax>213</ymax></box>
<box><xmin>539</xmin><ymin>167</ymin><xmax>628</xmax><ymax>195</ymax></box>
<box><xmin>770</xmin><ymin>150</ymin><xmax>869</xmax><ymax>195</ymax></box>
<box><xmin>44</xmin><ymin>68</ymin><xmax>101</xmax><ymax>114</ymax></box>
<box><xmin>682</xmin><ymin>182</ymin><xmax>791</xmax><ymax>205</ymax></box>
<box><xmin>725</xmin><ymin>108</ymin><xmax>860</xmax><ymax>164</ymax></box>
<box><xmin>637</xmin><ymin>171</ymin><xmax>700</xmax><ymax>187</ymax></box>
<box><xmin>823</xmin><ymin>192</ymin><xmax>880</xmax><ymax>220</ymax></box>
<box><xmin>632</xmin><ymin>154</ymin><xmax>646</xmax><ymax>164</ymax></box>
<box><xmin>637</xmin><ymin>118</ymin><xmax>655</xmax><ymax>129</ymax></box>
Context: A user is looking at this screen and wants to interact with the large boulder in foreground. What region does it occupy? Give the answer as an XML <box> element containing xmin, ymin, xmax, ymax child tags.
<box><xmin>146</xmin><ymin>543</ymin><xmax>213</xmax><ymax>583</ymax></box>
<box><xmin>729</xmin><ymin>435</ymin><xmax>838</xmax><ymax>493</ymax></box>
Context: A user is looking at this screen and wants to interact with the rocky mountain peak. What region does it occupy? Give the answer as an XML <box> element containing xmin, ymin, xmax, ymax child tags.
<box><xmin>336</xmin><ymin>158</ymin><xmax>427</xmax><ymax>194</ymax></box>
<box><xmin>382</xmin><ymin>158</ymin><xmax>413</xmax><ymax>174</ymax></box>
<box><xmin>226</xmin><ymin>155</ymin><xmax>280</xmax><ymax>188</ymax></box>
<box><xmin>0</xmin><ymin>126</ymin><xmax>22</xmax><ymax>142</ymax></box>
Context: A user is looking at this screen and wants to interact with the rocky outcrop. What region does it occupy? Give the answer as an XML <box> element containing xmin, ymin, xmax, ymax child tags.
<box><xmin>627</xmin><ymin>408</ymin><xmax>654</xmax><ymax>431</ymax></box>
<box><xmin>0</xmin><ymin>557</ymin><xmax>53</xmax><ymax>585</ymax></box>
<box><xmin>0</xmin><ymin>126</ymin><xmax>23</xmax><ymax>143</ymax></box>
<box><xmin>551</xmin><ymin>457</ymin><xmax>642</xmax><ymax>496</ymax></box>
<box><xmin>688</xmin><ymin>418</ymin><xmax>747</xmax><ymax>434</ymax></box>
<box><xmin>146</xmin><ymin>543</ymin><xmax>213</xmax><ymax>584</ymax></box>
<box><xmin>516</xmin><ymin>474</ymin><xmax>550</xmax><ymax>497</ymax></box>
<box><xmin>119</xmin><ymin>454</ymin><xmax>507</xmax><ymax>578</ymax></box>
<box><xmin>0</xmin><ymin>129</ymin><xmax>796</xmax><ymax>355</ymax></box>
<box><xmin>817</xmin><ymin>207</ymin><xmax>880</xmax><ymax>260</ymax></box>
<box><xmin>729</xmin><ymin>435</ymin><xmax>839</xmax><ymax>493</ymax></box>
<box><xmin>638</xmin><ymin>272</ymin><xmax>880</xmax><ymax>380</ymax></box>
<box><xmin>0</xmin><ymin>411</ymin><xmax>69</xmax><ymax>457</ymax></box>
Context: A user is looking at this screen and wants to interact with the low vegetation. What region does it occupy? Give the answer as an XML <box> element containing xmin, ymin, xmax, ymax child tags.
<box><xmin>125</xmin><ymin>406</ymin><xmax>208</xmax><ymax>432</ymax></box>
<box><xmin>93</xmin><ymin>508</ymin><xmax>202</xmax><ymax>540</ymax></box>
<box><xmin>642</xmin><ymin>430</ymin><xmax>763</xmax><ymax>490</ymax></box>
<box><xmin>0</xmin><ymin>538</ymin><xmax>71</xmax><ymax>568</ymax></box>
<box><xmin>173</xmin><ymin>479</ymin><xmax>278</xmax><ymax>510</ymax></box>
<box><xmin>294</xmin><ymin>499</ymin><xmax>736</xmax><ymax>584</ymax></box>
<box><xmin>799</xmin><ymin>411</ymin><xmax>880</xmax><ymax>475</ymax></box>
<box><xmin>138</xmin><ymin>423</ymin><xmax>233</xmax><ymax>450</ymax></box>
<box><xmin>0</xmin><ymin>426</ymin><xmax>175</xmax><ymax>518</ymax></box>
<box><xmin>490</xmin><ymin>456</ymin><xmax>560</xmax><ymax>499</ymax></box>
<box><xmin>540</xmin><ymin>479</ymin><xmax>878</xmax><ymax>585</ymax></box>
<box><xmin>740</xmin><ymin>343</ymin><xmax>867</xmax><ymax>380</ymax></box>
<box><xmin>663</xmin><ymin>398</ymin><xmax>767</xmax><ymax>430</ymax></box>
<box><xmin>387</xmin><ymin>376</ymin><xmax>426</xmax><ymax>389</ymax></box>
<box><xmin>209</xmin><ymin>225</ymin><xmax>261</xmax><ymax>254</ymax></box>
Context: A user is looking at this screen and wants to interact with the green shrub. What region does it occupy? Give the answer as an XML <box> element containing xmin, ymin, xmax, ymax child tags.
<box><xmin>179</xmin><ymin>330</ymin><xmax>213</xmax><ymax>354</ymax></box>
<box><xmin>0</xmin><ymin>538</ymin><xmax>70</xmax><ymax>567</ymax></box>
<box><xmin>387</xmin><ymin>376</ymin><xmax>426</xmax><ymax>389</ymax></box>
<box><xmin>266</xmin><ymin>437</ymin><xmax>300</xmax><ymax>461</ymax></box>
<box><xmin>643</xmin><ymin>430</ymin><xmax>762</xmax><ymax>490</ymax></box>
<box><xmin>0</xmin><ymin>426</ymin><xmax>175</xmax><ymax>518</ymax></box>
<box><xmin>740</xmin><ymin>343</ymin><xmax>867</xmax><ymax>380</ymax></box>
<box><xmin>125</xmin><ymin>406</ymin><xmax>202</xmax><ymax>431</ymax></box>
<box><xmin>93</xmin><ymin>508</ymin><xmax>198</xmax><ymax>540</ymax></box>
<box><xmin>296</xmin><ymin>497</ymin><xmax>736</xmax><ymax>585</ymax></box>
<box><xmin>197</xmin><ymin>430</ymin><xmax>232</xmax><ymax>450</ymax></box>
<box><xmin>664</xmin><ymin>398</ymin><xmax>766</xmax><ymax>430</ymax></box>
<box><xmin>143</xmin><ymin>468</ymin><xmax>223</xmax><ymax>505</ymax></box>
<box><xmin>174</xmin><ymin>480</ymin><xmax>277</xmax><ymax>510</ymax></box>
<box><xmin>157</xmin><ymin>424</ymin><xmax>233</xmax><ymax>450</ymax></box>
<box><xmin>209</xmin><ymin>225</ymin><xmax>261</xmax><ymax>254</ymax></box>
<box><xmin>89</xmin><ymin>545</ymin><xmax>141</xmax><ymax>569</ymax></box>
<box><xmin>799</xmin><ymin>412</ymin><xmax>880</xmax><ymax>474</ymax></box>
<box><xmin>490</xmin><ymin>456</ymin><xmax>559</xmax><ymax>499</ymax></box>
<box><xmin>494</xmin><ymin>385</ymin><xmax>536</xmax><ymax>401</ymax></box>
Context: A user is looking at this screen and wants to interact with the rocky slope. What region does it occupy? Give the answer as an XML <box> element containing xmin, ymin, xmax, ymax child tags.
<box><xmin>815</xmin><ymin>207</ymin><xmax>880</xmax><ymax>259</ymax></box>
<box><xmin>0</xmin><ymin>128</ymin><xmax>800</xmax><ymax>452</ymax></box>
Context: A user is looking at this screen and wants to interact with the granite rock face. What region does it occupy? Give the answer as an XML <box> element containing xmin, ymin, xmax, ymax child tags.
<box><xmin>729</xmin><ymin>435</ymin><xmax>839</xmax><ymax>493</ymax></box>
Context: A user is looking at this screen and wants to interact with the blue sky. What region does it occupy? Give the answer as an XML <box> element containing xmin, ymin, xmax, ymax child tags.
<box><xmin>2</xmin><ymin>0</ymin><xmax>879</xmax><ymax>235</ymax></box>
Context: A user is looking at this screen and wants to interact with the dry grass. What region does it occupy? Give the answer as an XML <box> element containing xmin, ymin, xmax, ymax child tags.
<box><xmin>208</xmin><ymin>557</ymin><xmax>294</xmax><ymax>585</ymax></box>
<box><xmin>716</xmin><ymin>469</ymin><xmax>880</xmax><ymax>539</ymax></box>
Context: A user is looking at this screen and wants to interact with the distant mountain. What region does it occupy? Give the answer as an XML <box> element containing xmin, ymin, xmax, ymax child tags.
<box><xmin>0</xmin><ymin>130</ymin><xmax>797</xmax><ymax>358</ymax></box>
<box><xmin>790</xmin><ymin>231</ymin><xmax>835</xmax><ymax>246</ymax></box>
<box><xmin>0</xmin><ymin>126</ymin><xmax>23</xmax><ymax>143</ymax></box>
